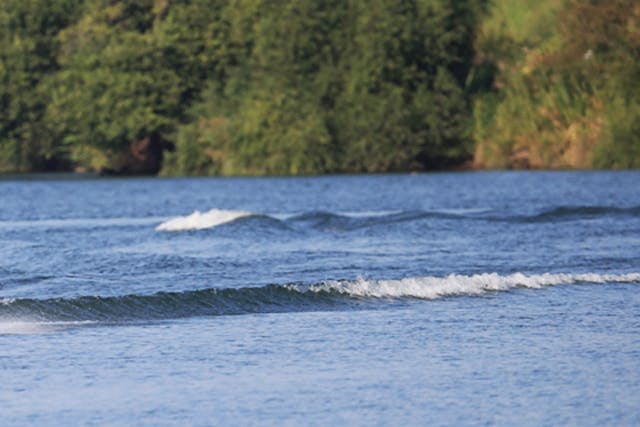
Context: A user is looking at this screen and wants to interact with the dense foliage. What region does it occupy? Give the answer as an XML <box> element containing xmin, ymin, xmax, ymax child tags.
<box><xmin>473</xmin><ymin>0</ymin><xmax>640</xmax><ymax>168</ymax></box>
<box><xmin>0</xmin><ymin>0</ymin><xmax>82</xmax><ymax>171</ymax></box>
<box><xmin>0</xmin><ymin>0</ymin><xmax>638</xmax><ymax>174</ymax></box>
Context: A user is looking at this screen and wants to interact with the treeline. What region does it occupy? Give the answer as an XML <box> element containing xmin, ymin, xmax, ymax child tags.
<box><xmin>0</xmin><ymin>0</ymin><xmax>638</xmax><ymax>175</ymax></box>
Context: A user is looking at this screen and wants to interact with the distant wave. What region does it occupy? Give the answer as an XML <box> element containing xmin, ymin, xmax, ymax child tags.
<box><xmin>1</xmin><ymin>272</ymin><xmax>638</xmax><ymax>329</ymax></box>
<box><xmin>155</xmin><ymin>205</ymin><xmax>640</xmax><ymax>232</ymax></box>
<box><xmin>155</xmin><ymin>208</ymin><xmax>480</xmax><ymax>232</ymax></box>
<box><xmin>155</xmin><ymin>209</ymin><xmax>253</xmax><ymax>231</ymax></box>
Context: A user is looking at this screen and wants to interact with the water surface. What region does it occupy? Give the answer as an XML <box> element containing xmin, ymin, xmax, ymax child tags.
<box><xmin>1</xmin><ymin>172</ymin><xmax>639</xmax><ymax>425</ymax></box>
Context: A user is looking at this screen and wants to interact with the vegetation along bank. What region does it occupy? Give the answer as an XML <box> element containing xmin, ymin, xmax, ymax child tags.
<box><xmin>1</xmin><ymin>0</ymin><xmax>638</xmax><ymax>175</ymax></box>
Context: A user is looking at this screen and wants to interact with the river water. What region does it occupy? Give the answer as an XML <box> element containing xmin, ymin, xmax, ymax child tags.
<box><xmin>1</xmin><ymin>171</ymin><xmax>639</xmax><ymax>425</ymax></box>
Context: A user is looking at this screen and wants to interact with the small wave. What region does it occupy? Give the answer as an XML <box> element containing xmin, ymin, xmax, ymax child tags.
<box><xmin>155</xmin><ymin>208</ymin><xmax>481</xmax><ymax>232</ymax></box>
<box><xmin>338</xmin><ymin>210</ymin><xmax>404</xmax><ymax>218</ymax></box>
<box><xmin>1</xmin><ymin>272</ymin><xmax>637</xmax><ymax>327</ymax></box>
<box><xmin>516</xmin><ymin>205</ymin><xmax>640</xmax><ymax>223</ymax></box>
<box><xmin>288</xmin><ymin>209</ymin><xmax>473</xmax><ymax>231</ymax></box>
<box><xmin>156</xmin><ymin>209</ymin><xmax>253</xmax><ymax>231</ymax></box>
<box><xmin>0</xmin><ymin>285</ymin><xmax>343</xmax><ymax>323</ymax></box>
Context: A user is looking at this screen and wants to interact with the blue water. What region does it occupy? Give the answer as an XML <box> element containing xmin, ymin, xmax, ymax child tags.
<box><xmin>1</xmin><ymin>171</ymin><xmax>639</xmax><ymax>425</ymax></box>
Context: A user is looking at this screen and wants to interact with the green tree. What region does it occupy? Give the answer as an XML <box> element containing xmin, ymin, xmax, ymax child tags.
<box><xmin>45</xmin><ymin>0</ymin><xmax>182</xmax><ymax>173</ymax></box>
<box><xmin>165</xmin><ymin>0</ymin><xmax>484</xmax><ymax>175</ymax></box>
<box><xmin>0</xmin><ymin>0</ymin><xmax>83</xmax><ymax>172</ymax></box>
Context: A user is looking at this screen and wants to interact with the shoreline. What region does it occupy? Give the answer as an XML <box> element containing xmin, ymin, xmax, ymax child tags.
<box><xmin>1</xmin><ymin>167</ymin><xmax>637</xmax><ymax>181</ymax></box>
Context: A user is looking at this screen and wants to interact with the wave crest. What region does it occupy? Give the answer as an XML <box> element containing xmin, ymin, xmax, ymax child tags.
<box><xmin>156</xmin><ymin>209</ymin><xmax>253</xmax><ymax>231</ymax></box>
<box><xmin>294</xmin><ymin>272</ymin><xmax>640</xmax><ymax>298</ymax></box>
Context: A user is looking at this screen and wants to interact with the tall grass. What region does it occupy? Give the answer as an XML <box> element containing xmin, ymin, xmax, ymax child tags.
<box><xmin>473</xmin><ymin>0</ymin><xmax>640</xmax><ymax>169</ymax></box>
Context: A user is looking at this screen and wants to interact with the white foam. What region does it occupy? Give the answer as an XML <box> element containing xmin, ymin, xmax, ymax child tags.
<box><xmin>156</xmin><ymin>209</ymin><xmax>253</xmax><ymax>231</ymax></box>
<box><xmin>292</xmin><ymin>272</ymin><xmax>640</xmax><ymax>299</ymax></box>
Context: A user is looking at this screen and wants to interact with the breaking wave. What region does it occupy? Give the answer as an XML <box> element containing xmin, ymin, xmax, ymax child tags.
<box><xmin>301</xmin><ymin>272</ymin><xmax>640</xmax><ymax>297</ymax></box>
<box><xmin>155</xmin><ymin>209</ymin><xmax>253</xmax><ymax>231</ymax></box>
<box><xmin>1</xmin><ymin>272</ymin><xmax>638</xmax><ymax>327</ymax></box>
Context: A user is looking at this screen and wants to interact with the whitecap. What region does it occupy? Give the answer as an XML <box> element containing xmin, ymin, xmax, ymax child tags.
<box><xmin>156</xmin><ymin>209</ymin><xmax>253</xmax><ymax>231</ymax></box>
<box><xmin>291</xmin><ymin>272</ymin><xmax>640</xmax><ymax>299</ymax></box>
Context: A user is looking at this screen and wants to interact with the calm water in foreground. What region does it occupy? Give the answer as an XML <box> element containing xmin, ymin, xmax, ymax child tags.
<box><xmin>1</xmin><ymin>171</ymin><xmax>639</xmax><ymax>425</ymax></box>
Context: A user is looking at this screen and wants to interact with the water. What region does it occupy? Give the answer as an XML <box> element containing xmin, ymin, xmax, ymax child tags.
<box><xmin>1</xmin><ymin>171</ymin><xmax>639</xmax><ymax>425</ymax></box>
